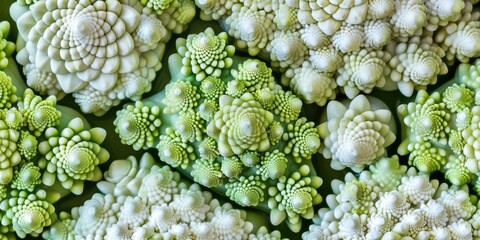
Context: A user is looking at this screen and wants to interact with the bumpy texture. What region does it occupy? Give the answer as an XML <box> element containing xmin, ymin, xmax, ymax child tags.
<box><xmin>398</xmin><ymin>59</ymin><xmax>480</xmax><ymax>192</ymax></box>
<box><xmin>0</xmin><ymin>21</ymin><xmax>15</xmax><ymax>70</ymax></box>
<box><xmin>114</xmin><ymin>101</ymin><xmax>162</xmax><ymax>150</ymax></box>
<box><xmin>114</xmin><ymin>29</ymin><xmax>323</xmax><ymax>231</ymax></box>
<box><xmin>0</xmin><ymin>190</ymin><xmax>58</xmax><ymax>238</ymax></box>
<box><xmin>38</xmin><ymin>118</ymin><xmax>109</xmax><ymax>195</ymax></box>
<box><xmin>302</xmin><ymin>157</ymin><xmax>480</xmax><ymax>239</ymax></box>
<box><xmin>11</xmin><ymin>0</ymin><xmax>196</xmax><ymax>116</ymax></box>
<box><xmin>0</xmin><ymin>68</ymin><xmax>109</xmax><ymax>239</ymax></box>
<box><xmin>318</xmin><ymin>94</ymin><xmax>396</xmax><ymax>172</ymax></box>
<box><xmin>43</xmin><ymin>153</ymin><xmax>285</xmax><ymax>240</ymax></box>
<box><xmin>386</xmin><ymin>36</ymin><xmax>448</xmax><ymax>96</ymax></box>
<box><xmin>177</xmin><ymin>27</ymin><xmax>235</xmax><ymax>81</ymax></box>
<box><xmin>195</xmin><ymin>0</ymin><xmax>480</xmax><ymax>101</ymax></box>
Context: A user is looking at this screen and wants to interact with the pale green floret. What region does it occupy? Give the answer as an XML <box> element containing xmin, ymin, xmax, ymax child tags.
<box><xmin>11</xmin><ymin>162</ymin><xmax>41</xmax><ymax>192</ymax></box>
<box><xmin>248</xmin><ymin>226</ymin><xmax>286</xmax><ymax>240</ymax></box>
<box><xmin>50</xmin><ymin>153</ymin><xmax>281</xmax><ymax>240</ymax></box>
<box><xmin>225</xmin><ymin>5</ymin><xmax>275</xmax><ymax>56</ymax></box>
<box><xmin>397</xmin><ymin>66</ymin><xmax>480</xmax><ymax>190</ymax></box>
<box><xmin>390</xmin><ymin>0</ymin><xmax>426</xmax><ymax>38</ymax></box>
<box><xmin>163</xmin><ymin>80</ymin><xmax>200</xmax><ymax>114</ymax></box>
<box><xmin>198</xmin><ymin>100</ymin><xmax>218</xmax><ymax>121</ymax></box>
<box><xmin>268</xmin><ymin>165</ymin><xmax>322</xmax><ymax>232</ymax></box>
<box><xmin>462</xmin><ymin>106</ymin><xmax>480</xmax><ymax>168</ymax></box>
<box><xmin>73</xmin><ymin>193</ymin><xmax>119</xmax><ymax>238</ymax></box>
<box><xmin>295</xmin><ymin>0</ymin><xmax>369</xmax><ymax>36</ymax></box>
<box><xmin>319</xmin><ymin>95</ymin><xmax>396</xmax><ymax>172</ymax></box>
<box><xmin>177</xmin><ymin>28</ymin><xmax>235</xmax><ymax>81</ymax></box>
<box><xmin>206</xmin><ymin>93</ymin><xmax>273</xmax><ymax>156</ymax></box>
<box><xmin>0</xmin><ymin>190</ymin><xmax>57</xmax><ymax>238</ymax></box>
<box><xmin>114</xmin><ymin>101</ymin><xmax>162</xmax><ymax>151</ymax></box>
<box><xmin>331</xmin><ymin>24</ymin><xmax>364</xmax><ymax>53</ymax></box>
<box><xmin>0</xmin><ymin>71</ymin><xmax>17</xmax><ymax>109</ymax></box>
<box><xmin>104</xmin><ymin>223</ymin><xmax>132</xmax><ymax>239</ymax></box>
<box><xmin>172</xmin><ymin>0</ymin><xmax>197</xmax><ymax>26</ymax></box>
<box><xmin>226</xmin><ymin>80</ymin><xmax>247</xmax><ymax>98</ymax></box>
<box><xmin>157</xmin><ymin>128</ymin><xmax>195</xmax><ymax>169</ymax></box>
<box><xmin>401</xmin><ymin>91</ymin><xmax>450</xmax><ymax>143</ymax></box>
<box><xmin>138</xmin><ymin>165</ymin><xmax>181</xmax><ymax>206</ymax></box>
<box><xmin>198</xmin><ymin>137</ymin><xmax>219</xmax><ymax>160</ymax></box>
<box><xmin>226</xmin><ymin>175</ymin><xmax>265</xmax><ymax>207</ymax></box>
<box><xmin>275</xmin><ymin>5</ymin><xmax>300</xmax><ymax>31</ymax></box>
<box><xmin>303</xmin><ymin>155</ymin><xmax>480</xmax><ymax>239</ymax></box>
<box><xmin>438</xmin><ymin>190</ymin><xmax>476</xmax><ymax>222</ymax></box>
<box><xmin>231</xmin><ymin>59</ymin><xmax>274</xmax><ymax>92</ymax></box>
<box><xmin>38</xmin><ymin>118</ymin><xmax>109</xmax><ymax>195</ymax></box>
<box><xmin>407</xmin><ymin>141</ymin><xmax>447</xmax><ymax>173</ymax></box>
<box><xmin>169</xmin><ymin>187</ymin><xmax>210</xmax><ymax>223</ymax></box>
<box><xmin>220</xmin><ymin>156</ymin><xmax>243</xmax><ymax>178</ymax></box>
<box><xmin>442</xmin><ymin>84</ymin><xmax>474</xmax><ymax>112</ymax></box>
<box><xmin>288</xmin><ymin>61</ymin><xmax>337</xmax><ymax>106</ymax></box>
<box><xmin>200</xmin><ymin>76</ymin><xmax>226</xmax><ymax>100</ymax></box>
<box><xmin>112</xmin><ymin>28</ymin><xmax>324</xmax><ymax>231</ymax></box>
<box><xmin>337</xmin><ymin>49</ymin><xmax>390</xmax><ymax>99</ymax></box>
<box><xmin>376</xmin><ymin>191</ymin><xmax>411</xmax><ymax>220</ymax></box>
<box><xmin>256</xmin><ymin>150</ymin><xmax>288</xmax><ymax>180</ymax></box>
<box><xmin>363</xmin><ymin>19</ymin><xmax>392</xmax><ymax>49</ymax></box>
<box><xmin>369</xmin><ymin>155</ymin><xmax>407</xmax><ymax>192</ymax></box>
<box><xmin>18</xmin><ymin>89</ymin><xmax>61</xmax><ymax>137</ymax></box>
<box><xmin>338</xmin><ymin>179</ymin><xmax>376</xmax><ymax>215</ymax></box>
<box><xmin>195</xmin><ymin>0</ymin><xmax>230</xmax><ymax>20</ymax></box>
<box><xmin>0</xmin><ymin>22</ymin><xmax>15</xmax><ymax>70</ymax></box>
<box><xmin>267</xmin><ymin>121</ymin><xmax>284</xmax><ymax>145</ymax></box>
<box><xmin>273</xmin><ymin>90</ymin><xmax>303</xmax><ymax>122</ymax></box>
<box><xmin>435</xmin><ymin>6</ymin><xmax>480</xmax><ymax>65</ymax></box>
<box><xmin>199</xmin><ymin>0</ymin><xmax>480</xmax><ymax>102</ymax></box>
<box><xmin>424</xmin><ymin>0</ymin><xmax>464</xmax><ymax>31</ymax></box>
<box><xmin>239</xmin><ymin>151</ymin><xmax>260</xmax><ymax>167</ymax></box>
<box><xmin>191</xmin><ymin>158</ymin><xmax>224</xmax><ymax>187</ymax></box>
<box><xmin>284</xmin><ymin>117</ymin><xmax>321</xmax><ymax>163</ymax></box>
<box><xmin>0</xmin><ymin>120</ymin><xmax>21</xmax><ymax>185</ymax></box>
<box><xmin>449</xmin><ymin>219</ymin><xmax>474</xmax><ymax>239</ymax></box>
<box><xmin>3</xmin><ymin>108</ymin><xmax>23</xmax><ymax>130</ymax></box>
<box><xmin>300</xmin><ymin>24</ymin><xmax>329</xmax><ymax>50</ymax></box>
<box><xmin>177</xmin><ymin>110</ymin><xmax>205</xmax><ymax>142</ymax></box>
<box><xmin>41</xmin><ymin>212</ymin><xmax>76</xmax><ymax>240</ymax></box>
<box><xmin>253</xmin><ymin>88</ymin><xmax>275</xmax><ymax>110</ymax></box>
<box><xmin>459</xmin><ymin>59</ymin><xmax>480</xmax><ymax>89</ymax></box>
<box><xmin>206</xmin><ymin>204</ymin><xmax>255</xmax><ymax>239</ymax></box>
<box><xmin>445</xmin><ymin>155</ymin><xmax>472</xmax><ymax>186</ymax></box>
<box><xmin>72</xmin><ymin>88</ymin><xmax>119</xmax><ymax>117</ymax></box>
<box><xmin>268</xmin><ymin>31</ymin><xmax>307</xmax><ymax>69</ymax></box>
<box><xmin>25</xmin><ymin>64</ymin><xmax>63</xmax><ymax>99</ymax></box>
<box><xmin>133</xmin><ymin>15</ymin><xmax>167</xmax><ymax>52</ymax></box>
<box><xmin>140</xmin><ymin>0</ymin><xmax>176</xmax><ymax>15</ymax></box>
<box><xmin>386</xmin><ymin>38</ymin><xmax>447</xmax><ymax>97</ymax></box>
<box><xmin>397</xmin><ymin>175</ymin><xmax>436</xmax><ymax>205</ymax></box>
<box><xmin>118</xmin><ymin>196</ymin><xmax>149</xmax><ymax>228</ymax></box>
<box><xmin>455</xmin><ymin>108</ymin><xmax>471</xmax><ymax>130</ymax></box>
<box><xmin>11</xmin><ymin>0</ymin><xmax>193</xmax><ymax>115</ymax></box>
<box><xmin>309</xmin><ymin>46</ymin><xmax>344</xmax><ymax>73</ymax></box>
<box><xmin>448</xmin><ymin>130</ymin><xmax>466</xmax><ymax>154</ymax></box>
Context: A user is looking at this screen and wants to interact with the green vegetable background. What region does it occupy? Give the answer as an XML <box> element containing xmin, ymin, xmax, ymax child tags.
<box><xmin>2</xmin><ymin>0</ymin><xmax>480</xmax><ymax>239</ymax></box>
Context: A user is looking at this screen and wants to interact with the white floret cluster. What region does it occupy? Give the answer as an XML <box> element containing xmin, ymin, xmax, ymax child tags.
<box><xmin>11</xmin><ymin>0</ymin><xmax>196</xmax><ymax>116</ymax></box>
<box><xmin>42</xmin><ymin>153</ymin><xmax>284</xmax><ymax>240</ymax></box>
<box><xmin>302</xmin><ymin>156</ymin><xmax>480</xmax><ymax>239</ymax></box>
<box><xmin>196</xmin><ymin>0</ymin><xmax>480</xmax><ymax>102</ymax></box>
